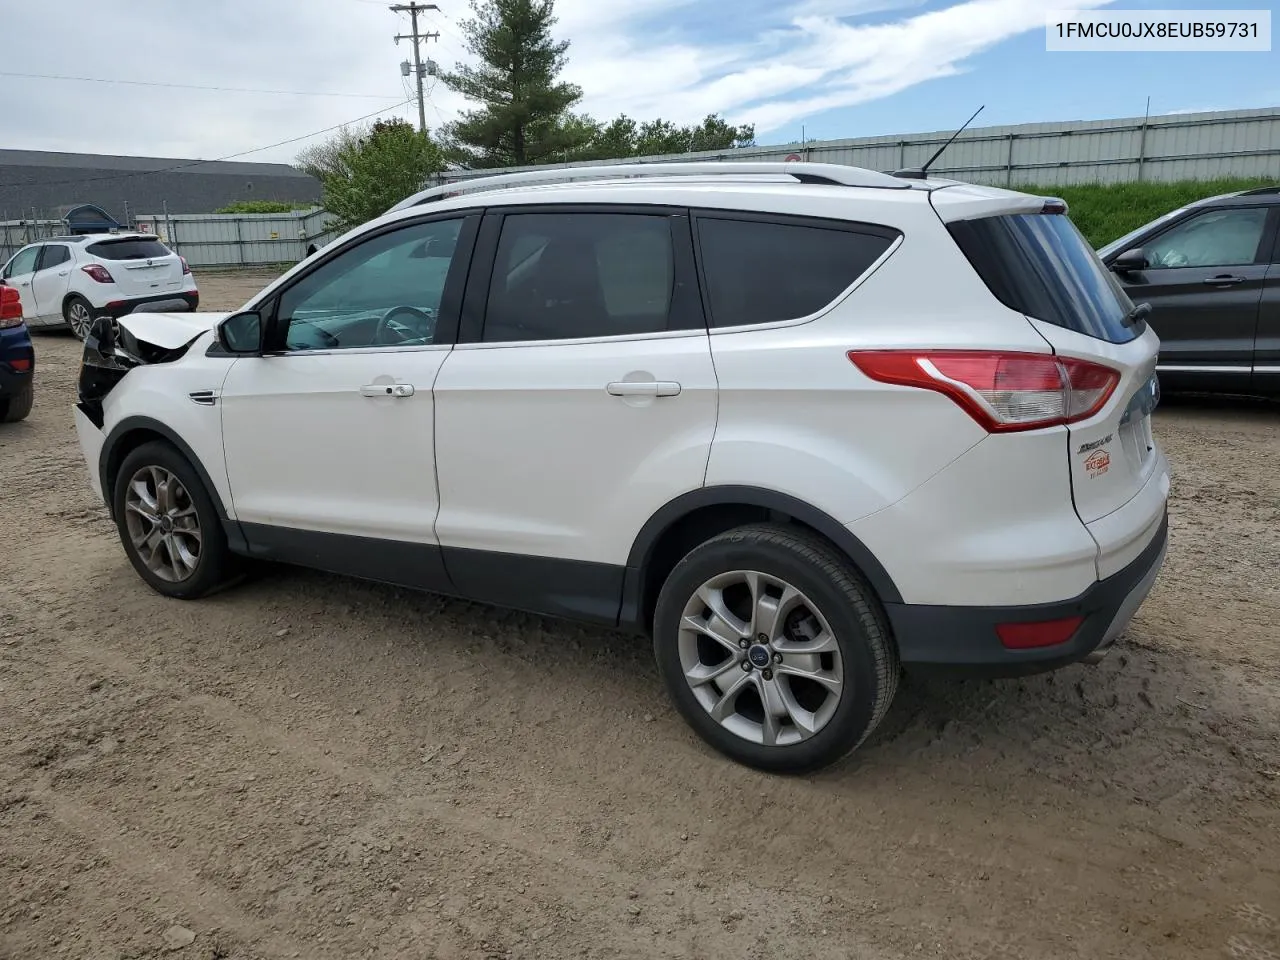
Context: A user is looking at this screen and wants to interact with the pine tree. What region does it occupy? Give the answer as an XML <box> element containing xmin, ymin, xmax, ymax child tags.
<box><xmin>441</xmin><ymin>0</ymin><xmax>585</xmax><ymax>167</ymax></box>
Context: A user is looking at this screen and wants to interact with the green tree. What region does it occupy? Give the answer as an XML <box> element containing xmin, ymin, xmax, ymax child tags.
<box><xmin>296</xmin><ymin>118</ymin><xmax>444</xmax><ymax>230</ymax></box>
<box><xmin>563</xmin><ymin>113</ymin><xmax>755</xmax><ymax>162</ymax></box>
<box><xmin>441</xmin><ymin>0</ymin><xmax>585</xmax><ymax>167</ymax></box>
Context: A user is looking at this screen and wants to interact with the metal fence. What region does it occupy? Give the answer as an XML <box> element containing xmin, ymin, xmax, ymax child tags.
<box><xmin>0</xmin><ymin>207</ymin><xmax>340</xmax><ymax>268</ymax></box>
<box><xmin>436</xmin><ymin>106</ymin><xmax>1280</xmax><ymax>188</ymax></box>
<box><xmin>5</xmin><ymin>107</ymin><xmax>1278</xmax><ymax>268</ymax></box>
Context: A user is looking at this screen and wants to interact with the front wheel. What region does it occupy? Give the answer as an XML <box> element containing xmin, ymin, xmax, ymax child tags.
<box><xmin>112</xmin><ymin>441</ymin><xmax>235</xmax><ymax>599</ymax></box>
<box><xmin>653</xmin><ymin>524</ymin><xmax>899</xmax><ymax>773</ymax></box>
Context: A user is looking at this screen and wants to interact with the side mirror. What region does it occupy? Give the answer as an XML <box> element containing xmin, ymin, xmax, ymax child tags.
<box><xmin>1111</xmin><ymin>248</ymin><xmax>1148</xmax><ymax>273</ymax></box>
<box><xmin>218</xmin><ymin>311</ymin><xmax>263</xmax><ymax>354</ymax></box>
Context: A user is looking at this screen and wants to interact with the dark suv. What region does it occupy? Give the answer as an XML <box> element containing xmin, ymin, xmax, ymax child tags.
<box><xmin>1097</xmin><ymin>186</ymin><xmax>1280</xmax><ymax>398</ymax></box>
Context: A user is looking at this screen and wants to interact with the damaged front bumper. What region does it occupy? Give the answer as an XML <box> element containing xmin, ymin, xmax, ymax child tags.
<box><xmin>77</xmin><ymin>315</ymin><xmax>200</xmax><ymax>430</ymax></box>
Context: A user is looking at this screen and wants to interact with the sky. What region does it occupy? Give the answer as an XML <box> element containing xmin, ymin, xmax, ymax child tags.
<box><xmin>2</xmin><ymin>0</ymin><xmax>1277</xmax><ymax>165</ymax></box>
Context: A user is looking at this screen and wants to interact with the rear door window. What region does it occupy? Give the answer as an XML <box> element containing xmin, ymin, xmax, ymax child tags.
<box><xmin>37</xmin><ymin>245</ymin><xmax>71</xmax><ymax>270</ymax></box>
<box><xmin>482</xmin><ymin>212</ymin><xmax>676</xmax><ymax>342</ymax></box>
<box><xmin>86</xmin><ymin>237</ymin><xmax>172</xmax><ymax>261</ymax></box>
<box><xmin>694</xmin><ymin>215</ymin><xmax>897</xmax><ymax>328</ymax></box>
<box><xmin>948</xmin><ymin>213</ymin><xmax>1138</xmax><ymax>344</ymax></box>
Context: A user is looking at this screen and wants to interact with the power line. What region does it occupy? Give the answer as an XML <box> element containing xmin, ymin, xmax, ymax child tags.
<box><xmin>0</xmin><ymin>71</ymin><xmax>402</xmax><ymax>100</ymax></box>
<box><xmin>0</xmin><ymin>100</ymin><xmax>415</xmax><ymax>190</ymax></box>
<box><xmin>424</xmin><ymin>10</ymin><xmax>468</xmax><ymax>49</ymax></box>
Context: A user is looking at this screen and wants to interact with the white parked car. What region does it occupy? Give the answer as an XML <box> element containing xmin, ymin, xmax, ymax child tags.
<box><xmin>73</xmin><ymin>162</ymin><xmax>1170</xmax><ymax>772</ymax></box>
<box><xmin>1</xmin><ymin>233</ymin><xmax>198</xmax><ymax>339</ymax></box>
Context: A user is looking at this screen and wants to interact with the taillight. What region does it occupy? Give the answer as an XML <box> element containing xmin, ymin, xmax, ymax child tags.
<box><xmin>7</xmin><ymin>356</ymin><xmax>32</xmax><ymax>372</ymax></box>
<box><xmin>180</xmin><ymin>256</ymin><xmax>190</xmax><ymax>275</ymax></box>
<box><xmin>82</xmin><ymin>264</ymin><xmax>115</xmax><ymax>283</ymax></box>
<box><xmin>847</xmin><ymin>350</ymin><xmax>1120</xmax><ymax>432</ymax></box>
<box><xmin>0</xmin><ymin>286</ymin><xmax>22</xmax><ymax>327</ymax></box>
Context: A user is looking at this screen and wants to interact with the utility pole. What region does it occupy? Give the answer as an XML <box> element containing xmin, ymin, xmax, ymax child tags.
<box><xmin>391</xmin><ymin>2</ymin><xmax>440</xmax><ymax>134</ymax></box>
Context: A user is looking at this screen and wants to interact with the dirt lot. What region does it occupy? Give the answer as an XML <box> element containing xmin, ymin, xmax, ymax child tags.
<box><xmin>2</xmin><ymin>271</ymin><xmax>1278</xmax><ymax>960</ymax></box>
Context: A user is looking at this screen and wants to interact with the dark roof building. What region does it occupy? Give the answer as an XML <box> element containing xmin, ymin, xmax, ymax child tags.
<box><xmin>0</xmin><ymin>149</ymin><xmax>322</xmax><ymax>221</ymax></box>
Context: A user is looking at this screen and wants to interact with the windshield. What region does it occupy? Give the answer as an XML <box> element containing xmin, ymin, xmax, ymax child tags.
<box><xmin>948</xmin><ymin>212</ymin><xmax>1139</xmax><ymax>344</ymax></box>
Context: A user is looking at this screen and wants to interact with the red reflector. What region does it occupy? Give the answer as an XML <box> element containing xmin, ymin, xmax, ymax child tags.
<box><xmin>8</xmin><ymin>357</ymin><xmax>32</xmax><ymax>372</ymax></box>
<box><xmin>996</xmin><ymin>616</ymin><xmax>1084</xmax><ymax>650</ymax></box>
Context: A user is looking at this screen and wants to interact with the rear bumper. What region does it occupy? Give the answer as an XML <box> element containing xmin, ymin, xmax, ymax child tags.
<box><xmin>886</xmin><ymin>508</ymin><xmax>1168</xmax><ymax>676</ymax></box>
<box><xmin>0</xmin><ymin>325</ymin><xmax>34</xmax><ymax>395</ymax></box>
<box><xmin>102</xmin><ymin>291</ymin><xmax>199</xmax><ymax>317</ymax></box>
<box><xmin>0</xmin><ymin>367</ymin><xmax>32</xmax><ymax>398</ymax></box>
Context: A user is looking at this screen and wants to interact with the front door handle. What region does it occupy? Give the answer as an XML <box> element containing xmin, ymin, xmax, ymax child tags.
<box><xmin>607</xmin><ymin>381</ymin><xmax>681</xmax><ymax>398</ymax></box>
<box><xmin>360</xmin><ymin>383</ymin><xmax>415</xmax><ymax>398</ymax></box>
<box><xmin>1202</xmin><ymin>275</ymin><xmax>1246</xmax><ymax>286</ymax></box>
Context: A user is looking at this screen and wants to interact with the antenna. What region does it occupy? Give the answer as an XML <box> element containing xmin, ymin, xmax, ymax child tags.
<box><xmin>891</xmin><ymin>105</ymin><xmax>985</xmax><ymax>180</ymax></box>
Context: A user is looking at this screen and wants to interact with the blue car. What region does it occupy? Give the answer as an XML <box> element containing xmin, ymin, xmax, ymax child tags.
<box><xmin>0</xmin><ymin>284</ymin><xmax>35</xmax><ymax>423</ymax></box>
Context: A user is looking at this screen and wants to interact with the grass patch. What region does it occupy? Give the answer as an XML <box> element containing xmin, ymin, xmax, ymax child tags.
<box><xmin>1012</xmin><ymin>178</ymin><xmax>1277</xmax><ymax>248</ymax></box>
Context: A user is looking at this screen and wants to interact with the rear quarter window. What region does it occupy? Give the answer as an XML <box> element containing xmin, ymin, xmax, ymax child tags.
<box><xmin>86</xmin><ymin>238</ymin><xmax>172</xmax><ymax>261</ymax></box>
<box><xmin>948</xmin><ymin>213</ymin><xmax>1138</xmax><ymax>344</ymax></box>
<box><xmin>695</xmin><ymin>214</ymin><xmax>898</xmax><ymax>328</ymax></box>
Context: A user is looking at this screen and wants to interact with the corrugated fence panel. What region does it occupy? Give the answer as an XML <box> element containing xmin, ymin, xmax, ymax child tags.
<box><xmin>130</xmin><ymin>209</ymin><xmax>335</xmax><ymax>268</ymax></box>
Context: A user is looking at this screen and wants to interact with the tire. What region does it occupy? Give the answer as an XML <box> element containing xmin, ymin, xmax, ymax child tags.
<box><xmin>63</xmin><ymin>295</ymin><xmax>96</xmax><ymax>341</ymax></box>
<box><xmin>112</xmin><ymin>441</ymin><xmax>235</xmax><ymax>599</ymax></box>
<box><xmin>653</xmin><ymin>524</ymin><xmax>899</xmax><ymax>773</ymax></box>
<box><xmin>0</xmin><ymin>382</ymin><xmax>34</xmax><ymax>423</ymax></box>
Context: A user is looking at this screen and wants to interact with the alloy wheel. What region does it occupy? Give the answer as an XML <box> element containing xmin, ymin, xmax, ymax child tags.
<box><xmin>677</xmin><ymin>570</ymin><xmax>844</xmax><ymax>747</ymax></box>
<box><xmin>122</xmin><ymin>465</ymin><xmax>202</xmax><ymax>582</ymax></box>
<box><xmin>67</xmin><ymin>301</ymin><xmax>93</xmax><ymax>339</ymax></box>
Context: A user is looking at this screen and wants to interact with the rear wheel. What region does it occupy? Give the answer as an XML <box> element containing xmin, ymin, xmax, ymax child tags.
<box><xmin>653</xmin><ymin>524</ymin><xmax>899</xmax><ymax>773</ymax></box>
<box><xmin>64</xmin><ymin>295</ymin><xmax>96</xmax><ymax>340</ymax></box>
<box><xmin>0</xmin><ymin>382</ymin><xmax>34</xmax><ymax>423</ymax></box>
<box><xmin>113</xmin><ymin>441</ymin><xmax>235</xmax><ymax>599</ymax></box>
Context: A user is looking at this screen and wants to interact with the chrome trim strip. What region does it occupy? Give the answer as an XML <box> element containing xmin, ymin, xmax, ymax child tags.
<box><xmin>1156</xmin><ymin>364</ymin><xmax>1250</xmax><ymax>374</ymax></box>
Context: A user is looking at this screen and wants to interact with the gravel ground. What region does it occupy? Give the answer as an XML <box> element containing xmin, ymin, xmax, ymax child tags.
<box><xmin>1</xmin><ymin>272</ymin><xmax>1277</xmax><ymax>960</ymax></box>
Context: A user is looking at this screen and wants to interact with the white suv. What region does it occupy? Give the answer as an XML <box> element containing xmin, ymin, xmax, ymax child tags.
<box><xmin>73</xmin><ymin>162</ymin><xmax>1170</xmax><ymax>772</ymax></box>
<box><xmin>1</xmin><ymin>233</ymin><xmax>198</xmax><ymax>339</ymax></box>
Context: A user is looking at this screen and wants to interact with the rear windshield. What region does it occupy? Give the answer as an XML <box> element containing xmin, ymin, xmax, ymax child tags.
<box><xmin>86</xmin><ymin>237</ymin><xmax>171</xmax><ymax>261</ymax></box>
<box><xmin>948</xmin><ymin>213</ymin><xmax>1138</xmax><ymax>343</ymax></box>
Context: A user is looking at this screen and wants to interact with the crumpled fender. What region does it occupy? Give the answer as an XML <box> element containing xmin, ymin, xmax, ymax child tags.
<box><xmin>117</xmin><ymin>311</ymin><xmax>229</xmax><ymax>351</ymax></box>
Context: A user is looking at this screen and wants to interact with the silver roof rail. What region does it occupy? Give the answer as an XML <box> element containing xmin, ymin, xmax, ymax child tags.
<box><xmin>387</xmin><ymin>161</ymin><xmax>911</xmax><ymax>213</ymax></box>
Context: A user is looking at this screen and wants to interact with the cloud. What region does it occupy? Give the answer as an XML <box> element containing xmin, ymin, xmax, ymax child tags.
<box><xmin>560</xmin><ymin>0</ymin><xmax>1118</xmax><ymax>133</ymax></box>
<box><xmin>2</xmin><ymin>0</ymin><xmax>1117</xmax><ymax>164</ymax></box>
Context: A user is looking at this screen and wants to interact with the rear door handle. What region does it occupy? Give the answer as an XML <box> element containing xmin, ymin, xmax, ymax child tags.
<box><xmin>606</xmin><ymin>381</ymin><xmax>681</xmax><ymax>397</ymax></box>
<box><xmin>57</xmin><ymin>270</ymin><xmax>70</xmax><ymax>277</ymax></box>
<box><xmin>360</xmin><ymin>383</ymin><xmax>415</xmax><ymax>398</ymax></box>
<box><xmin>1202</xmin><ymin>275</ymin><xmax>1246</xmax><ymax>286</ymax></box>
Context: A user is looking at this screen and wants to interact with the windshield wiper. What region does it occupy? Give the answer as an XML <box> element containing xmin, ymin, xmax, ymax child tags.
<box><xmin>1122</xmin><ymin>302</ymin><xmax>1151</xmax><ymax>328</ymax></box>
